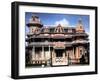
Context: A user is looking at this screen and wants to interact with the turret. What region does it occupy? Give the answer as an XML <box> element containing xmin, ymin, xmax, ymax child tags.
<box><xmin>76</xmin><ymin>18</ymin><xmax>85</xmax><ymax>33</ymax></box>
<box><xmin>26</xmin><ymin>15</ymin><xmax>43</xmax><ymax>34</ymax></box>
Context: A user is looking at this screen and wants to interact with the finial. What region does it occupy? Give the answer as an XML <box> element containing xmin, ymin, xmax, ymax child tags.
<box><xmin>32</xmin><ymin>14</ymin><xmax>39</xmax><ymax>18</ymax></box>
<box><xmin>78</xmin><ymin>18</ymin><xmax>82</xmax><ymax>24</ymax></box>
<box><xmin>58</xmin><ymin>24</ymin><xmax>61</xmax><ymax>27</ymax></box>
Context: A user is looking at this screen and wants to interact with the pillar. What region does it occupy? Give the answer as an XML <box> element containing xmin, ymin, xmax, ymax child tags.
<box><xmin>75</xmin><ymin>47</ymin><xmax>78</xmax><ymax>59</ymax></box>
<box><xmin>32</xmin><ymin>46</ymin><xmax>35</xmax><ymax>63</ymax></box>
<box><xmin>49</xmin><ymin>45</ymin><xmax>50</xmax><ymax>59</ymax></box>
<box><xmin>32</xmin><ymin>46</ymin><xmax>35</xmax><ymax>59</ymax></box>
<box><xmin>42</xmin><ymin>46</ymin><xmax>44</xmax><ymax>60</ymax></box>
<box><xmin>83</xmin><ymin>47</ymin><xmax>85</xmax><ymax>55</ymax></box>
<box><xmin>73</xmin><ymin>47</ymin><xmax>75</xmax><ymax>59</ymax></box>
<box><xmin>49</xmin><ymin>45</ymin><xmax>50</xmax><ymax>54</ymax></box>
<box><xmin>52</xmin><ymin>49</ymin><xmax>55</xmax><ymax>64</ymax></box>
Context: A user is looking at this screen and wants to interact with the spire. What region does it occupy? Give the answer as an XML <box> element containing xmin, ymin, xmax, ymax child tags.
<box><xmin>76</xmin><ymin>18</ymin><xmax>85</xmax><ymax>33</ymax></box>
<box><xmin>78</xmin><ymin>18</ymin><xmax>82</xmax><ymax>24</ymax></box>
<box><xmin>58</xmin><ymin>24</ymin><xmax>62</xmax><ymax>27</ymax></box>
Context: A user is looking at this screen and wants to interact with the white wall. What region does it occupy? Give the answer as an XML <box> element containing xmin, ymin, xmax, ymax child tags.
<box><xmin>0</xmin><ymin>0</ymin><xmax>99</xmax><ymax>81</ymax></box>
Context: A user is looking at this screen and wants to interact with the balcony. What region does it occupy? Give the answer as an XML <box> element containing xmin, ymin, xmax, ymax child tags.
<box><xmin>28</xmin><ymin>42</ymin><xmax>51</xmax><ymax>46</ymax></box>
<box><xmin>28</xmin><ymin>42</ymin><xmax>72</xmax><ymax>46</ymax></box>
<box><xmin>72</xmin><ymin>40</ymin><xmax>89</xmax><ymax>44</ymax></box>
<box><xmin>27</xmin><ymin>40</ymin><xmax>88</xmax><ymax>47</ymax></box>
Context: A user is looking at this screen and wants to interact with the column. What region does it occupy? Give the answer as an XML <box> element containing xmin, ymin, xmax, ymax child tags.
<box><xmin>52</xmin><ymin>49</ymin><xmax>55</xmax><ymax>64</ymax></box>
<box><xmin>78</xmin><ymin>46</ymin><xmax>80</xmax><ymax>63</ymax></box>
<box><xmin>32</xmin><ymin>46</ymin><xmax>35</xmax><ymax>63</ymax></box>
<box><xmin>42</xmin><ymin>46</ymin><xmax>44</xmax><ymax>60</ymax></box>
<box><xmin>73</xmin><ymin>47</ymin><xmax>75</xmax><ymax>59</ymax></box>
<box><xmin>78</xmin><ymin>47</ymin><xmax>79</xmax><ymax>58</ymax></box>
<box><xmin>83</xmin><ymin>47</ymin><xmax>85</xmax><ymax>55</ymax></box>
<box><xmin>73</xmin><ymin>47</ymin><xmax>76</xmax><ymax>64</ymax></box>
<box><xmin>78</xmin><ymin>46</ymin><xmax>81</xmax><ymax>58</ymax></box>
<box><xmin>75</xmin><ymin>47</ymin><xmax>78</xmax><ymax>59</ymax></box>
<box><xmin>47</xmin><ymin>45</ymin><xmax>51</xmax><ymax>66</ymax></box>
<box><xmin>75</xmin><ymin>47</ymin><xmax>78</xmax><ymax>63</ymax></box>
<box><xmin>49</xmin><ymin>45</ymin><xmax>50</xmax><ymax>58</ymax></box>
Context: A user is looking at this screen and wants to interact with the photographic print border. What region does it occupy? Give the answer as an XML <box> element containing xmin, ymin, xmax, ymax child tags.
<box><xmin>11</xmin><ymin>1</ymin><xmax>98</xmax><ymax>79</ymax></box>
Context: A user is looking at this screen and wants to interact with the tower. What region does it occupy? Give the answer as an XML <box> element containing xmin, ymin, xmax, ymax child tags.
<box><xmin>76</xmin><ymin>18</ymin><xmax>85</xmax><ymax>33</ymax></box>
<box><xmin>26</xmin><ymin>15</ymin><xmax>43</xmax><ymax>64</ymax></box>
<box><xmin>27</xmin><ymin>15</ymin><xmax>43</xmax><ymax>34</ymax></box>
<box><xmin>75</xmin><ymin>18</ymin><xmax>87</xmax><ymax>63</ymax></box>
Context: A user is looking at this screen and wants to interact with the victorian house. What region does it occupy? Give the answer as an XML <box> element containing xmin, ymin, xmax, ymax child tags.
<box><xmin>25</xmin><ymin>15</ymin><xmax>89</xmax><ymax>67</ymax></box>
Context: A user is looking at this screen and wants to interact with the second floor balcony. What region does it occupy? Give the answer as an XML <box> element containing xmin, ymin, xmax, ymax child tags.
<box><xmin>27</xmin><ymin>40</ymin><xmax>89</xmax><ymax>47</ymax></box>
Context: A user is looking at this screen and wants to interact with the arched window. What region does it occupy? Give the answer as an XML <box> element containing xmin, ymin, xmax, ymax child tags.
<box><xmin>35</xmin><ymin>28</ymin><xmax>40</xmax><ymax>34</ymax></box>
<box><xmin>80</xmin><ymin>50</ymin><xmax>82</xmax><ymax>55</ymax></box>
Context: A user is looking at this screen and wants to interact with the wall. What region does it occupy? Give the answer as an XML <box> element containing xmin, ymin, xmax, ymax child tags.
<box><xmin>0</xmin><ymin>0</ymin><xmax>99</xmax><ymax>81</ymax></box>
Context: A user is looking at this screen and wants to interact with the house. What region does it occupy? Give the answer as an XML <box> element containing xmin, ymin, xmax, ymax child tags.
<box><xmin>25</xmin><ymin>15</ymin><xmax>89</xmax><ymax>67</ymax></box>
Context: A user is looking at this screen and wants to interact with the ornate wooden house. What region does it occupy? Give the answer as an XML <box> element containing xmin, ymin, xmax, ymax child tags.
<box><xmin>26</xmin><ymin>15</ymin><xmax>89</xmax><ymax>67</ymax></box>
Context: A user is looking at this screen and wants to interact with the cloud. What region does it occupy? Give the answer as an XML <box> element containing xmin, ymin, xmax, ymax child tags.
<box><xmin>55</xmin><ymin>18</ymin><xmax>69</xmax><ymax>27</ymax></box>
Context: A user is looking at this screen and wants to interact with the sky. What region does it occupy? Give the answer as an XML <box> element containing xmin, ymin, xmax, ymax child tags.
<box><xmin>25</xmin><ymin>12</ymin><xmax>89</xmax><ymax>33</ymax></box>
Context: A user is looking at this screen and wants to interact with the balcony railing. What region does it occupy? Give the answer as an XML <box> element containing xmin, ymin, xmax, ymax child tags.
<box><xmin>28</xmin><ymin>40</ymin><xmax>88</xmax><ymax>46</ymax></box>
<box><xmin>29</xmin><ymin>42</ymin><xmax>51</xmax><ymax>46</ymax></box>
<box><xmin>28</xmin><ymin>42</ymin><xmax>72</xmax><ymax>46</ymax></box>
<box><xmin>72</xmin><ymin>40</ymin><xmax>89</xmax><ymax>43</ymax></box>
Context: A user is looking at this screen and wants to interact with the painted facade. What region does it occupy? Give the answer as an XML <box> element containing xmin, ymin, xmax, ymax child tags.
<box><xmin>25</xmin><ymin>15</ymin><xmax>89</xmax><ymax>67</ymax></box>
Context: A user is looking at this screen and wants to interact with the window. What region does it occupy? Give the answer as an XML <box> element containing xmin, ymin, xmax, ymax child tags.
<box><xmin>55</xmin><ymin>50</ymin><xmax>63</xmax><ymax>57</ymax></box>
<box><xmin>80</xmin><ymin>50</ymin><xmax>82</xmax><ymax>55</ymax></box>
<box><xmin>35</xmin><ymin>28</ymin><xmax>40</xmax><ymax>34</ymax></box>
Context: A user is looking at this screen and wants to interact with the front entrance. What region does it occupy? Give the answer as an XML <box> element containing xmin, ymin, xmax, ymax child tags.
<box><xmin>52</xmin><ymin>49</ymin><xmax>68</xmax><ymax>66</ymax></box>
<box><xmin>55</xmin><ymin>50</ymin><xmax>63</xmax><ymax>57</ymax></box>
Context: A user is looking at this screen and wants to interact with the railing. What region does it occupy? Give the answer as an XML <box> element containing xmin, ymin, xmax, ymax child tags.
<box><xmin>29</xmin><ymin>42</ymin><xmax>51</xmax><ymax>46</ymax></box>
<box><xmin>68</xmin><ymin>58</ymin><xmax>80</xmax><ymax>64</ymax></box>
<box><xmin>28</xmin><ymin>42</ymin><xmax>72</xmax><ymax>46</ymax></box>
<box><xmin>28</xmin><ymin>40</ymin><xmax>88</xmax><ymax>46</ymax></box>
<box><xmin>72</xmin><ymin>40</ymin><xmax>88</xmax><ymax>43</ymax></box>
